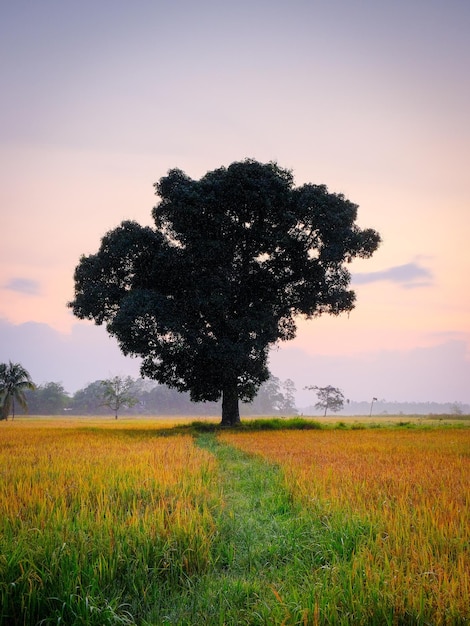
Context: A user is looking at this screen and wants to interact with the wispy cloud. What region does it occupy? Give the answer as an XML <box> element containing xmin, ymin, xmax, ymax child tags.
<box><xmin>352</xmin><ymin>262</ymin><xmax>433</xmax><ymax>288</ymax></box>
<box><xmin>4</xmin><ymin>278</ymin><xmax>41</xmax><ymax>295</ymax></box>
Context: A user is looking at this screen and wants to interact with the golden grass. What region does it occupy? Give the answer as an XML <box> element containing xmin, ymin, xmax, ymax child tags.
<box><xmin>4</xmin><ymin>414</ymin><xmax>217</xmax><ymax>428</ymax></box>
<box><xmin>1</xmin><ymin>420</ymin><xmax>217</xmax><ymax>536</ymax></box>
<box><xmin>0</xmin><ymin>420</ymin><xmax>219</xmax><ymax>623</ymax></box>
<box><xmin>219</xmin><ymin>428</ymin><xmax>470</xmax><ymax>623</ymax></box>
<box><xmin>2</xmin><ymin>418</ymin><xmax>469</xmax><ymax>624</ymax></box>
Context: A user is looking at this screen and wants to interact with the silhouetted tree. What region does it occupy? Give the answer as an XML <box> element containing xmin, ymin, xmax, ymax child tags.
<box><xmin>69</xmin><ymin>160</ymin><xmax>380</xmax><ymax>425</ymax></box>
<box><xmin>305</xmin><ymin>385</ymin><xmax>345</xmax><ymax>416</ymax></box>
<box><xmin>0</xmin><ymin>361</ymin><xmax>35</xmax><ymax>420</ymax></box>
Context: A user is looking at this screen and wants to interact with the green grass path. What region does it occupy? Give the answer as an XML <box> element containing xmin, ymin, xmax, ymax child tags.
<box><xmin>196</xmin><ymin>432</ymin><xmax>306</xmax><ymax>578</ymax></box>
<box><xmin>147</xmin><ymin>432</ymin><xmax>361</xmax><ymax>625</ymax></box>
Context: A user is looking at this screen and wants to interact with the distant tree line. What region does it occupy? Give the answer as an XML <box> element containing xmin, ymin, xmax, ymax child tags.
<box><xmin>301</xmin><ymin>399</ymin><xmax>470</xmax><ymax>417</ymax></box>
<box><xmin>8</xmin><ymin>366</ymin><xmax>468</xmax><ymax>418</ymax></box>
<box><xmin>19</xmin><ymin>375</ymin><xmax>298</xmax><ymax>417</ymax></box>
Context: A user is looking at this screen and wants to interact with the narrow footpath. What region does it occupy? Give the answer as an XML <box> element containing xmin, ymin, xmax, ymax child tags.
<box><xmin>152</xmin><ymin>432</ymin><xmax>327</xmax><ymax>625</ymax></box>
<box><xmin>196</xmin><ymin>432</ymin><xmax>305</xmax><ymax>576</ymax></box>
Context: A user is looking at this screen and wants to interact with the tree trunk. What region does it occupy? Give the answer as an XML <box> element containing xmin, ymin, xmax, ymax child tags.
<box><xmin>221</xmin><ymin>383</ymin><xmax>241</xmax><ymax>426</ymax></box>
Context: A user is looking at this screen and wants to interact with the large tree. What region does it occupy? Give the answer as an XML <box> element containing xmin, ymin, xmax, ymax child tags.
<box><xmin>0</xmin><ymin>361</ymin><xmax>36</xmax><ymax>420</ymax></box>
<box><xmin>69</xmin><ymin>160</ymin><xmax>380</xmax><ymax>425</ymax></box>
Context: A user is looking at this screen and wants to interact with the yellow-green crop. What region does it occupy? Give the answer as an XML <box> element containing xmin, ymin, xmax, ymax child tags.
<box><xmin>220</xmin><ymin>427</ymin><xmax>470</xmax><ymax>623</ymax></box>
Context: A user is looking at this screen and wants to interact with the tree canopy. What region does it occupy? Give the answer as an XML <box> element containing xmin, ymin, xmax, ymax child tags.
<box><xmin>0</xmin><ymin>361</ymin><xmax>35</xmax><ymax>420</ymax></box>
<box><xmin>305</xmin><ymin>385</ymin><xmax>345</xmax><ymax>416</ymax></box>
<box><xmin>69</xmin><ymin>160</ymin><xmax>380</xmax><ymax>425</ymax></box>
<box><xmin>25</xmin><ymin>382</ymin><xmax>69</xmax><ymax>415</ymax></box>
<box><xmin>100</xmin><ymin>375</ymin><xmax>138</xmax><ymax>419</ymax></box>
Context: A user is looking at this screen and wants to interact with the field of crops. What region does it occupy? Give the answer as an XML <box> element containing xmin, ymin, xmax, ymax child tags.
<box><xmin>0</xmin><ymin>418</ymin><xmax>468</xmax><ymax>625</ymax></box>
<box><xmin>0</xmin><ymin>420</ymin><xmax>219</xmax><ymax>624</ymax></box>
<box><xmin>220</xmin><ymin>427</ymin><xmax>470</xmax><ymax>624</ymax></box>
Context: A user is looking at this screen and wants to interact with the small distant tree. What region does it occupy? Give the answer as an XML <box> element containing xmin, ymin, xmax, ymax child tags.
<box><xmin>100</xmin><ymin>375</ymin><xmax>138</xmax><ymax>419</ymax></box>
<box><xmin>0</xmin><ymin>361</ymin><xmax>36</xmax><ymax>420</ymax></box>
<box><xmin>279</xmin><ymin>378</ymin><xmax>298</xmax><ymax>415</ymax></box>
<box><xmin>305</xmin><ymin>384</ymin><xmax>344</xmax><ymax>416</ymax></box>
<box><xmin>450</xmin><ymin>402</ymin><xmax>463</xmax><ymax>416</ymax></box>
<box><xmin>245</xmin><ymin>375</ymin><xmax>297</xmax><ymax>415</ymax></box>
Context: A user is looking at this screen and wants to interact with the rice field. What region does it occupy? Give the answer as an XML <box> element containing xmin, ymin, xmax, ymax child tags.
<box><xmin>220</xmin><ymin>427</ymin><xmax>470</xmax><ymax>624</ymax></box>
<box><xmin>0</xmin><ymin>420</ymin><xmax>219</xmax><ymax>624</ymax></box>
<box><xmin>1</xmin><ymin>418</ymin><xmax>469</xmax><ymax>624</ymax></box>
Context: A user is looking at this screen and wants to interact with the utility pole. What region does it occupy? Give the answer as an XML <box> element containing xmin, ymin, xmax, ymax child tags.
<box><xmin>369</xmin><ymin>397</ymin><xmax>378</xmax><ymax>417</ymax></box>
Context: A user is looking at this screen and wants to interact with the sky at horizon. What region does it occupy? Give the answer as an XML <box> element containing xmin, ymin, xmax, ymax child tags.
<box><xmin>1</xmin><ymin>1</ymin><xmax>469</xmax><ymax>405</ymax></box>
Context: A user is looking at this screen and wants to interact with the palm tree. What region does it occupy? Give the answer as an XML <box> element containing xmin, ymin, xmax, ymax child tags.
<box><xmin>0</xmin><ymin>361</ymin><xmax>36</xmax><ymax>420</ymax></box>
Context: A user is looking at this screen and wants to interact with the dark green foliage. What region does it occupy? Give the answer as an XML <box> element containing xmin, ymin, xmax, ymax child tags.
<box><xmin>154</xmin><ymin>418</ymin><xmax>324</xmax><ymax>437</ymax></box>
<box><xmin>233</xmin><ymin>417</ymin><xmax>323</xmax><ymax>431</ymax></box>
<box><xmin>70</xmin><ymin>380</ymin><xmax>104</xmax><ymax>414</ymax></box>
<box><xmin>23</xmin><ymin>382</ymin><xmax>70</xmax><ymax>415</ymax></box>
<box><xmin>0</xmin><ymin>361</ymin><xmax>35</xmax><ymax>420</ymax></box>
<box><xmin>69</xmin><ymin>160</ymin><xmax>380</xmax><ymax>425</ymax></box>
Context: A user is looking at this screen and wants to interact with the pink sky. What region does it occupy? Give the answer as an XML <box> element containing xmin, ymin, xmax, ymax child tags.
<box><xmin>1</xmin><ymin>1</ymin><xmax>469</xmax><ymax>403</ymax></box>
